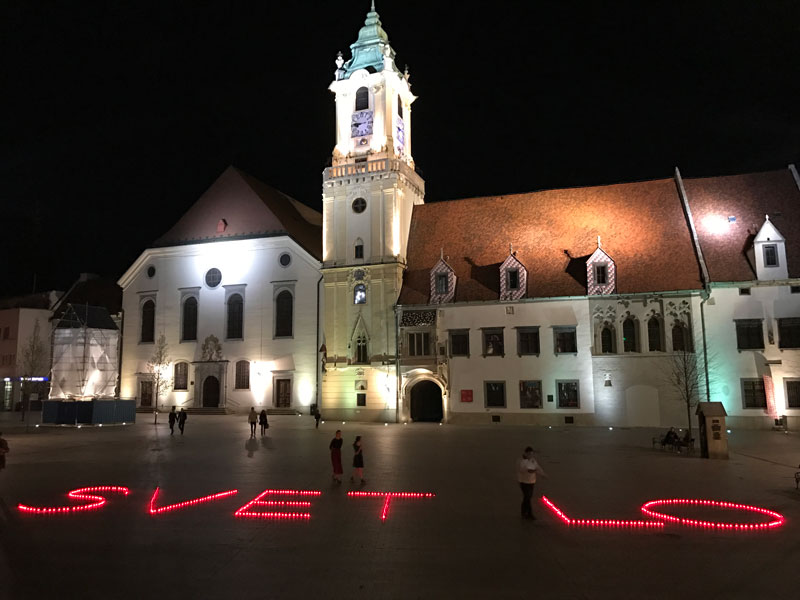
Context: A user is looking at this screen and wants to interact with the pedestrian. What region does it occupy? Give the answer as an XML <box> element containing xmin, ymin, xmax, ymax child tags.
<box><xmin>259</xmin><ymin>409</ymin><xmax>269</xmax><ymax>436</ymax></box>
<box><xmin>329</xmin><ymin>430</ymin><xmax>343</xmax><ymax>483</ymax></box>
<box><xmin>248</xmin><ymin>407</ymin><xmax>258</xmax><ymax>437</ymax></box>
<box><xmin>350</xmin><ymin>435</ymin><xmax>365</xmax><ymax>484</ymax></box>
<box><xmin>314</xmin><ymin>407</ymin><xmax>321</xmax><ymax>429</ymax></box>
<box><xmin>168</xmin><ymin>406</ymin><xmax>178</xmax><ymax>435</ymax></box>
<box><xmin>517</xmin><ymin>446</ymin><xmax>546</xmax><ymax>520</ymax></box>
<box><xmin>0</xmin><ymin>431</ymin><xmax>8</xmax><ymax>473</ymax></box>
<box><xmin>178</xmin><ymin>409</ymin><xmax>188</xmax><ymax>435</ymax></box>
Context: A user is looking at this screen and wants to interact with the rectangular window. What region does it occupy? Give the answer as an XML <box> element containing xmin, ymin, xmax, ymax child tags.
<box><xmin>519</xmin><ymin>380</ymin><xmax>542</xmax><ymax>409</ymax></box>
<box><xmin>354</xmin><ymin>244</ymin><xmax>363</xmax><ymax>259</ymax></box>
<box><xmin>507</xmin><ymin>269</ymin><xmax>519</xmax><ymax>290</ymax></box>
<box><xmin>407</xmin><ymin>332</ymin><xmax>431</xmax><ymax>356</ymax></box>
<box><xmin>778</xmin><ymin>318</ymin><xmax>800</xmax><ymax>349</ymax></box>
<box><xmin>484</xmin><ymin>381</ymin><xmax>506</xmax><ymax>408</ymax></box>
<box><xmin>557</xmin><ymin>380</ymin><xmax>580</xmax><ymax>408</ymax></box>
<box><xmin>482</xmin><ymin>328</ymin><xmax>504</xmax><ymax>356</ymax></box>
<box><xmin>449</xmin><ymin>330</ymin><xmax>469</xmax><ymax>357</ymax></box>
<box><xmin>791</xmin><ymin>286</ymin><xmax>800</xmax><ymax>294</ymax></box>
<box><xmin>435</xmin><ymin>273</ymin><xmax>449</xmax><ymax>295</ymax></box>
<box><xmin>235</xmin><ymin>361</ymin><xmax>250</xmax><ymax>390</ymax></box>
<box><xmin>517</xmin><ymin>327</ymin><xmax>540</xmax><ymax>355</ymax></box>
<box><xmin>735</xmin><ymin>320</ymin><xmax>764</xmax><ymax>350</ymax></box>
<box><xmin>356</xmin><ymin>393</ymin><xmax>366</xmax><ymax>407</ymax></box>
<box><xmin>764</xmin><ymin>244</ymin><xmax>778</xmax><ymax>267</ymax></box>
<box><xmin>739</xmin><ymin>287</ymin><xmax>751</xmax><ymax>296</ymax></box>
<box><xmin>595</xmin><ymin>264</ymin><xmax>607</xmax><ymax>285</ymax></box>
<box><xmin>741</xmin><ymin>378</ymin><xmax>767</xmax><ymax>409</ymax></box>
<box><xmin>554</xmin><ymin>327</ymin><xmax>577</xmax><ymax>354</ymax></box>
<box><xmin>786</xmin><ymin>380</ymin><xmax>800</xmax><ymax>409</ymax></box>
<box><xmin>173</xmin><ymin>363</ymin><xmax>188</xmax><ymax>391</ymax></box>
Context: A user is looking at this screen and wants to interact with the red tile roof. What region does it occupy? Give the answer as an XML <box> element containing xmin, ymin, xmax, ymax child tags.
<box><xmin>153</xmin><ymin>166</ymin><xmax>322</xmax><ymax>259</ymax></box>
<box><xmin>684</xmin><ymin>169</ymin><xmax>800</xmax><ymax>281</ymax></box>
<box><xmin>398</xmin><ymin>177</ymin><xmax>705</xmax><ymax>305</ymax></box>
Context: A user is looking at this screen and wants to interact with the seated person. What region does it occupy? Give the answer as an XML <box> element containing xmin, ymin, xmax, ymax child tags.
<box><xmin>662</xmin><ymin>427</ymin><xmax>679</xmax><ymax>446</ymax></box>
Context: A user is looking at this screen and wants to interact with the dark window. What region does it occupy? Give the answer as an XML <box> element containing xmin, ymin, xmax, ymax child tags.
<box><xmin>764</xmin><ymin>244</ymin><xmax>778</xmax><ymax>267</ymax></box>
<box><xmin>354</xmin><ymin>284</ymin><xmax>366</xmax><ymax>304</ymax></box>
<box><xmin>595</xmin><ymin>264</ymin><xmax>607</xmax><ymax>285</ymax></box>
<box><xmin>407</xmin><ymin>332</ymin><xmax>431</xmax><ymax>356</ymax></box>
<box><xmin>354</xmin><ymin>241</ymin><xmax>364</xmax><ymax>259</ymax></box>
<box><xmin>482</xmin><ymin>328</ymin><xmax>504</xmax><ymax>356</ymax></box>
<box><xmin>791</xmin><ymin>286</ymin><xmax>800</xmax><ymax>294</ymax></box>
<box><xmin>355</xmin><ymin>87</ymin><xmax>369</xmax><ymax>111</ymax></box>
<box><xmin>352</xmin><ymin>197</ymin><xmax>367</xmax><ymax>213</ymax></box>
<box><xmin>182</xmin><ymin>297</ymin><xmax>197</xmax><ymax>342</ymax></box>
<box><xmin>355</xmin><ymin>336</ymin><xmax>368</xmax><ymax>364</ymax></box>
<box><xmin>786</xmin><ymin>380</ymin><xmax>800</xmax><ymax>408</ymax></box>
<box><xmin>141</xmin><ymin>299</ymin><xmax>155</xmax><ymax>343</ymax></box>
<box><xmin>622</xmin><ymin>318</ymin><xmax>638</xmax><ymax>352</ymax></box>
<box><xmin>778</xmin><ymin>318</ymin><xmax>800</xmax><ymax>349</ymax></box>
<box><xmin>226</xmin><ymin>294</ymin><xmax>244</xmax><ymax>339</ymax></box>
<box><xmin>449</xmin><ymin>330</ymin><xmax>469</xmax><ymax>357</ymax></box>
<box><xmin>173</xmin><ymin>362</ymin><xmax>188</xmax><ymax>391</ymax></box>
<box><xmin>275</xmin><ymin>291</ymin><xmax>293</xmax><ymax>337</ymax></box>
<box><xmin>648</xmin><ymin>318</ymin><xmax>663</xmax><ymax>352</ymax></box>
<box><xmin>554</xmin><ymin>327</ymin><xmax>577</xmax><ymax>354</ymax></box>
<box><xmin>741</xmin><ymin>379</ymin><xmax>767</xmax><ymax>409</ymax></box>
<box><xmin>517</xmin><ymin>328</ymin><xmax>540</xmax><ymax>355</ymax></box>
<box><xmin>484</xmin><ymin>381</ymin><xmax>506</xmax><ymax>408</ymax></box>
<box><xmin>601</xmin><ymin>326</ymin><xmax>614</xmax><ymax>354</ymax></box>
<box><xmin>235</xmin><ymin>360</ymin><xmax>250</xmax><ymax>390</ymax></box>
<box><xmin>397</xmin><ymin>94</ymin><xmax>403</xmax><ymax>119</ymax></box>
<box><xmin>519</xmin><ymin>380</ymin><xmax>542</xmax><ymax>409</ymax></box>
<box><xmin>356</xmin><ymin>393</ymin><xmax>367</xmax><ymax>407</ymax></box>
<box><xmin>507</xmin><ymin>269</ymin><xmax>519</xmax><ymax>290</ymax></box>
<box><xmin>279</xmin><ymin>253</ymin><xmax>291</xmax><ymax>267</ymax></box>
<box><xmin>672</xmin><ymin>323</ymin><xmax>691</xmax><ymax>352</ymax></box>
<box><xmin>435</xmin><ymin>273</ymin><xmax>449</xmax><ymax>295</ymax></box>
<box><xmin>735</xmin><ymin>320</ymin><xmax>764</xmax><ymax>350</ymax></box>
<box><xmin>205</xmin><ymin>268</ymin><xmax>222</xmax><ymax>288</ymax></box>
<box><xmin>146</xmin><ymin>265</ymin><xmax>156</xmax><ymax>278</ymax></box>
<box><xmin>739</xmin><ymin>287</ymin><xmax>751</xmax><ymax>296</ymax></box>
<box><xmin>557</xmin><ymin>380</ymin><xmax>580</xmax><ymax>408</ymax></box>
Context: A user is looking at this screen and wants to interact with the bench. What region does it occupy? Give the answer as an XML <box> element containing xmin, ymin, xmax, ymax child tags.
<box><xmin>652</xmin><ymin>435</ymin><xmax>694</xmax><ymax>455</ymax></box>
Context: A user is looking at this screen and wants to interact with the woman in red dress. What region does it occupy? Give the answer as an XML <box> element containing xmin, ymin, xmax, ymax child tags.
<box><xmin>329</xmin><ymin>430</ymin><xmax>344</xmax><ymax>483</ymax></box>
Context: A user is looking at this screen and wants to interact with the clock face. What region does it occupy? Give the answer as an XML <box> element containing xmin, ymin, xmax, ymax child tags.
<box><xmin>351</xmin><ymin>110</ymin><xmax>373</xmax><ymax>138</ymax></box>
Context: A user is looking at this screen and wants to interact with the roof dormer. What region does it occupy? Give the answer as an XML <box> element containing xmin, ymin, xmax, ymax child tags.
<box><xmin>500</xmin><ymin>245</ymin><xmax>527</xmax><ymax>301</ymax></box>
<box><xmin>586</xmin><ymin>237</ymin><xmax>616</xmax><ymax>295</ymax></box>
<box><xmin>430</xmin><ymin>251</ymin><xmax>456</xmax><ymax>304</ymax></box>
<box><xmin>754</xmin><ymin>215</ymin><xmax>787</xmax><ymax>280</ymax></box>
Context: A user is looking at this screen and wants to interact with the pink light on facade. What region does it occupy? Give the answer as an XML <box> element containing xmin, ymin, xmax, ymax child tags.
<box><xmin>18</xmin><ymin>486</ymin><xmax>130</xmax><ymax>515</ymax></box>
<box><xmin>640</xmin><ymin>498</ymin><xmax>785</xmax><ymax>530</ymax></box>
<box><xmin>541</xmin><ymin>496</ymin><xmax>662</xmax><ymax>528</ymax></box>
<box><xmin>148</xmin><ymin>487</ymin><xmax>238</xmax><ymax>515</ymax></box>
<box><xmin>347</xmin><ymin>491</ymin><xmax>435</xmax><ymax>521</ymax></box>
<box><xmin>234</xmin><ymin>489</ymin><xmax>322</xmax><ymax>519</ymax></box>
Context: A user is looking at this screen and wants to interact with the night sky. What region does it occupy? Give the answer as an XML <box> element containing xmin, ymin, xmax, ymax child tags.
<box><xmin>2</xmin><ymin>1</ymin><xmax>798</xmax><ymax>297</ymax></box>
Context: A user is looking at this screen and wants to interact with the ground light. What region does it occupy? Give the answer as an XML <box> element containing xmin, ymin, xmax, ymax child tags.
<box><xmin>348</xmin><ymin>491</ymin><xmax>435</xmax><ymax>522</ymax></box>
<box><xmin>18</xmin><ymin>486</ymin><xmax>130</xmax><ymax>514</ymax></box>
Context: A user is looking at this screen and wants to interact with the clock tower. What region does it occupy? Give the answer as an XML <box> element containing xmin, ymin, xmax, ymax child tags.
<box><xmin>320</xmin><ymin>2</ymin><xmax>424</xmax><ymax>421</ymax></box>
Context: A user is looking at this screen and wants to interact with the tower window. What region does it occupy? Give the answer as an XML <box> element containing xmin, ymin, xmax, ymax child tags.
<box><xmin>352</xmin><ymin>197</ymin><xmax>367</xmax><ymax>214</ymax></box>
<box><xmin>595</xmin><ymin>264</ymin><xmax>608</xmax><ymax>285</ymax></box>
<box><xmin>354</xmin><ymin>239</ymin><xmax>364</xmax><ymax>259</ymax></box>
<box><xmin>764</xmin><ymin>244</ymin><xmax>779</xmax><ymax>267</ymax></box>
<box><xmin>507</xmin><ymin>269</ymin><xmax>519</xmax><ymax>290</ymax></box>
<box><xmin>354</xmin><ymin>284</ymin><xmax>367</xmax><ymax>305</ymax></box>
<box><xmin>435</xmin><ymin>274</ymin><xmax>449</xmax><ymax>295</ymax></box>
<box><xmin>355</xmin><ymin>87</ymin><xmax>369</xmax><ymax>111</ymax></box>
<box><xmin>397</xmin><ymin>94</ymin><xmax>403</xmax><ymax>119</ymax></box>
<box><xmin>355</xmin><ymin>336</ymin><xmax>368</xmax><ymax>364</ymax></box>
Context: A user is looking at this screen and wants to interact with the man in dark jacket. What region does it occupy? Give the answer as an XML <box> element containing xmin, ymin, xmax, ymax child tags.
<box><xmin>178</xmin><ymin>409</ymin><xmax>188</xmax><ymax>435</ymax></box>
<box><xmin>168</xmin><ymin>407</ymin><xmax>178</xmax><ymax>435</ymax></box>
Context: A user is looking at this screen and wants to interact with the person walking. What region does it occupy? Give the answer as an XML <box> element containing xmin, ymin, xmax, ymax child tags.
<box><xmin>168</xmin><ymin>407</ymin><xmax>178</xmax><ymax>435</ymax></box>
<box><xmin>517</xmin><ymin>446</ymin><xmax>546</xmax><ymax>520</ymax></box>
<box><xmin>313</xmin><ymin>407</ymin><xmax>321</xmax><ymax>429</ymax></box>
<box><xmin>248</xmin><ymin>407</ymin><xmax>258</xmax><ymax>437</ymax></box>
<box><xmin>0</xmin><ymin>432</ymin><xmax>8</xmax><ymax>473</ymax></box>
<box><xmin>329</xmin><ymin>430</ymin><xmax>344</xmax><ymax>483</ymax></box>
<box><xmin>178</xmin><ymin>409</ymin><xmax>188</xmax><ymax>435</ymax></box>
<box><xmin>350</xmin><ymin>435</ymin><xmax>365</xmax><ymax>484</ymax></box>
<box><xmin>259</xmin><ymin>409</ymin><xmax>269</xmax><ymax>436</ymax></box>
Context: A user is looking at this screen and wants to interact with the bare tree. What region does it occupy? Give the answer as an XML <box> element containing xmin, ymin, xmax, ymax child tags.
<box><xmin>667</xmin><ymin>347</ymin><xmax>703</xmax><ymax>442</ymax></box>
<box><xmin>147</xmin><ymin>333</ymin><xmax>171</xmax><ymax>413</ymax></box>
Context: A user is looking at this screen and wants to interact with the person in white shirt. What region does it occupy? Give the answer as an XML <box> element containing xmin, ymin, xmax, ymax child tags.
<box><xmin>517</xmin><ymin>446</ymin><xmax>546</xmax><ymax>520</ymax></box>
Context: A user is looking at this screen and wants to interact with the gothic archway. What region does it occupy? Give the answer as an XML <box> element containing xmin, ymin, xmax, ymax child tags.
<box><xmin>410</xmin><ymin>380</ymin><xmax>443</xmax><ymax>422</ymax></box>
<box><xmin>202</xmin><ymin>376</ymin><xmax>220</xmax><ymax>408</ymax></box>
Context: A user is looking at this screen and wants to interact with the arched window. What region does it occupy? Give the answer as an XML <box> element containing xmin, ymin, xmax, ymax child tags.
<box><xmin>622</xmin><ymin>318</ymin><xmax>638</xmax><ymax>352</ymax></box>
<box><xmin>182</xmin><ymin>297</ymin><xmax>198</xmax><ymax>341</ymax></box>
<box><xmin>601</xmin><ymin>326</ymin><xmax>615</xmax><ymax>354</ymax></box>
<box><xmin>141</xmin><ymin>299</ymin><xmax>155</xmax><ymax>343</ymax></box>
<box><xmin>173</xmin><ymin>362</ymin><xmax>188</xmax><ymax>390</ymax></box>
<box><xmin>672</xmin><ymin>322</ymin><xmax>691</xmax><ymax>352</ymax></box>
<box><xmin>354</xmin><ymin>238</ymin><xmax>364</xmax><ymax>259</ymax></box>
<box><xmin>355</xmin><ymin>87</ymin><xmax>369</xmax><ymax>111</ymax></box>
<box><xmin>354</xmin><ymin>284</ymin><xmax>366</xmax><ymax>304</ymax></box>
<box><xmin>226</xmin><ymin>294</ymin><xmax>244</xmax><ymax>339</ymax></box>
<box><xmin>648</xmin><ymin>318</ymin><xmax>663</xmax><ymax>352</ymax></box>
<box><xmin>235</xmin><ymin>360</ymin><xmax>250</xmax><ymax>390</ymax></box>
<box><xmin>355</xmin><ymin>336</ymin><xmax>368</xmax><ymax>364</ymax></box>
<box><xmin>397</xmin><ymin>94</ymin><xmax>403</xmax><ymax>119</ymax></box>
<box><xmin>275</xmin><ymin>290</ymin><xmax>293</xmax><ymax>338</ymax></box>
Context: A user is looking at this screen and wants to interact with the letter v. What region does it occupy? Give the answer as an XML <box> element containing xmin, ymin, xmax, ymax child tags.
<box><xmin>148</xmin><ymin>487</ymin><xmax>238</xmax><ymax>515</ymax></box>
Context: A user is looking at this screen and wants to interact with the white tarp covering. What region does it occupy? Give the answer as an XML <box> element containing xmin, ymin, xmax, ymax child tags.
<box><xmin>50</xmin><ymin>327</ymin><xmax>119</xmax><ymax>399</ymax></box>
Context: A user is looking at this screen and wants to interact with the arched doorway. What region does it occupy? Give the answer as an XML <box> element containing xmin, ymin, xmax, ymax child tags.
<box><xmin>202</xmin><ymin>376</ymin><xmax>220</xmax><ymax>408</ymax></box>
<box><xmin>410</xmin><ymin>380</ymin><xmax>443</xmax><ymax>422</ymax></box>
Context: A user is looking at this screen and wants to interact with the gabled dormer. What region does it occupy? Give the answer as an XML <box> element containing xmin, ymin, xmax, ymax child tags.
<box><xmin>754</xmin><ymin>215</ymin><xmax>788</xmax><ymax>280</ymax></box>
<box><xmin>586</xmin><ymin>237</ymin><xmax>616</xmax><ymax>295</ymax></box>
<box><xmin>429</xmin><ymin>251</ymin><xmax>456</xmax><ymax>304</ymax></box>
<box><xmin>499</xmin><ymin>246</ymin><xmax>527</xmax><ymax>301</ymax></box>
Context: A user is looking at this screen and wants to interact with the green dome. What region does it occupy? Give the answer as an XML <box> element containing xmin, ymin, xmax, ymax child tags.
<box><xmin>341</xmin><ymin>3</ymin><xmax>398</xmax><ymax>78</ymax></box>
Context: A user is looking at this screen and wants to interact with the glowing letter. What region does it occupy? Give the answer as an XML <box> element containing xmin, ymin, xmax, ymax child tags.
<box><xmin>347</xmin><ymin>491</ymin><xmax>435</xmax><ymax>521</ymax></box>
<box><xmin>18</xmin><ymin>486</ymin><xmax>130</xmax><ymax>515</ymax></box>
<box><xmin>148</xmin><ymin>487</ymin><xmax>238</xmax><ymax>515</ymax></box>
<box><xmin>234</xmin><ymin>489</ymin><xmax>321</xmax><ymax>519</ymax></box>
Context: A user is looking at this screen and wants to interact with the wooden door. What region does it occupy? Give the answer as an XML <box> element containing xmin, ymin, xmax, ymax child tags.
<box><xmin>203</xmin><ymin>376</ymin><xmax>220</xmax><ymax>408</ymax></box>
<box><xmin>275</xmin><ymin>379</ymin><xmax>291</xmax><ymax>408</ymax></box>
<box><xmin>140</xmin><ymin>381</ymin><xmax>153</xmax><ymax>407</ymax></box>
